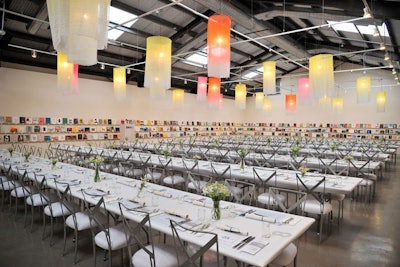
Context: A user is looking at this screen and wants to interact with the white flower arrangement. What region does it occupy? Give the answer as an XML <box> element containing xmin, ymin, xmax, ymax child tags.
<box><xmin>238</xmin><ymin>148</ymin><xmax>249</xmax><ymax>159</ymax></box>
<box><xmin>299</xmin><ymin>166</ymin><xmax>309</xmax><ymax>177</ymax></box>
<box><xmin>88</xmin><ymin>155</ymin><xmax>104</xmax><ymax>166</ymax></box>
<box><xmin>344</xmin><ymin>155</ymin><xmax>353</xmax><ymax>163</ymax></box>
<box><xmin>203</xmin><ymin>181</ymin><xmax>230</xmax><ymax>201</ymax></box>
<box><xmin>193</xmin><ymin>155</ymin><xmax>201</xmax><ymax>163</ymax></box>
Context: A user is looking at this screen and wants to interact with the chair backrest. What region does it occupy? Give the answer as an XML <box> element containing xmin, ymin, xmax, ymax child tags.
<box><xmin>82</xmin><ymin>195</ymin><xmax>111</xmax><ymax>239</ymax></box>
<box><xmin>53</xmin><ymin>183</ymin><xmax>77</xmax><ymax>215</ymax></box>
<box><xmin>182</xmin><ymin>158</ymin><xmax>198</xmax><ymax>173</ymax></box>
<box><xmin>31</xmin><ymin>173</ymin><xmax>49</xmax><ymax>206</ymax></box>
<box><xmin>170</xmin><ymin>219</ymin><xmax>220</xmax><ymax>267</ymax></box>
<box><xmin>295</xmin><ymin>173</ymin><xmax>328</xmax><ymax>210</ymax></box>
<box><xmin>210</xmin><ymin>163</ymin><xmax>231</xmax><ymax>181</ymax></box>
<box><xmin>118</xmin><ymin>202</ymin><xmax>155</xmax><ymax>267</ymax></box>
<box><xmin>253</xmin><ymin>168</ymin><xmax>277</xmax><ymax>188</ymax></box>
<box><xmin>268</xmin><ymin>187</ymin><xmax>307</xmax><ymax>215</ymax></box>
<box><xmin>139</xmin><ymin>153</ymin><xmax>151</xmax><ymax>166</ymax></box>
<box><xmin>225</xmin><ymin>179</ymin><xmax>255</xmax><ymax>205</ymax></box>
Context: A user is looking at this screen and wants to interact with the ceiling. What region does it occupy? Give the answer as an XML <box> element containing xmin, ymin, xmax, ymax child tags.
<box><xmin>1</xmin><ymin>0</ymin><xmax>400</xmax><ymax>98</ymax></box>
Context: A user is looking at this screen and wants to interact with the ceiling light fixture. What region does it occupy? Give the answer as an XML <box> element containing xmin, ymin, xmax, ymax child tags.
<box><xmin>379</xmin><ymin>43</ymin><xmax>386</xmax><ymax>50</ymax></box>
<box><xmin>31</xmin><ymin>50</ymin><xmax>37</xmax><ymax>58</ymax></box>
<box><xmin>127</xmin><ymin>68</ymin><xmax>131</xmax><ymax>74</ymax></box>
<box><xmin>100</xmin><ymin>64</ymin><xmax>105</xmax><ymax>70</ymax></box>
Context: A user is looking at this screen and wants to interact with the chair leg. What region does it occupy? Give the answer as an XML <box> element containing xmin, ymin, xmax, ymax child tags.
<box><xmin>73</xmin><ymin>229</ymin><xmax>78</xmax><ymax>263</ymax></box>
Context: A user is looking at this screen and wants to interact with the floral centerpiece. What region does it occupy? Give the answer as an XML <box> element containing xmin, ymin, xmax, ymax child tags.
<box><xmin>161</xmin><ymin>148</ymin><xmax>170</xmax><ymax>159</ymax></box>
<box><xmin>330</xmin><ymin>144</ymin><xmax>336</xmax><ymax>152</ymax></box>
<box><xmin>23</xmin><ymin>152</ymin><xmax>31</xmax><ymax>162</ymax></box>
<box><xmin>7</xmin><ymin>147</ymin><xmax>13</xmax><ymax>157</ymax></box>
<box><xmin>203</xmin><ymin>181</ymin><xmax>230</xmax><ymax>220</ymax></box>
<box><xmin>51</xmin><ymin>158</ymin><xmax>58</xmax><ymax>169</ymax></box>
<box><xmin>344</xmin><ymin>155</ymin><xmax>353</xmax><ymax>164</ymax></box>
<box><xmin>290</xmin><ymin>146</ymin><xmax>301</xmax><ymax>158</ymax></box>
<box><xmin>88</xmin><ymin>156</ymin><xmax>104</xmax><ymax>182</ymax></box>
<box><xmin>238</xmin><ymin>148</ymin><xmax>249</xmax><ymax>171</ymax></box>
<box><xmin>193</xmin><ymin>155</ymin><xmax>201</xmax><ymax>164</ymax></box>
<box><xmin>299</xmin><ymin>166</ymin><xmax>309</xmax><ymax>177</ymax></box>
<box><xmin>137</xmin><ymin>177</ymin><xmax>147</xmax><ymax>197</ymax></box>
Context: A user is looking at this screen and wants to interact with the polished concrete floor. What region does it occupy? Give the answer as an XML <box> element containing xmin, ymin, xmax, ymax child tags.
<box><xmin>1</xmin><ymin>154</ymin><xmax>399</xmax><ymax>267</ymax></box>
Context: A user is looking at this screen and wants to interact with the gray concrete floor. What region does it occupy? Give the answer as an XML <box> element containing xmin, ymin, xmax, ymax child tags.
<box><xmin>1</xmin><ymin>154</ymin><xmax>399</xmax><ymax>267</ymax></box>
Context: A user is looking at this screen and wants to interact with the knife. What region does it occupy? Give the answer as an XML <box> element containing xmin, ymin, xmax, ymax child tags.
<box><xmin>233</xmin><ymin>235</ymin><xmax>255</xmax><ymax>249</ymax></box>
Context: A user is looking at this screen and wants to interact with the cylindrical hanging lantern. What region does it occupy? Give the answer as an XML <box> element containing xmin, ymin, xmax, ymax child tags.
<box><xmin>318</xmin><ymin>96</ymin><xmax>331</xmax><ymax>110</ymax></box>
<box><xmin>197</xmin><ymin>76</ymin><xmax>207</xmax><ymax>101</ymax></box>
<box><xmin>356</xmin><ymin>76</ymin><xmax>371</xmax><ymax>103</ymax></box>
<box><xmin>113</xmin><ymin>67</ymin><xmax>126</xmax><ymax>101</ymax></box>
<box><xmin>309</xmin><ymin>54</ymin><xmax>334</xmax><ymax>99</ymax></box>
<box><xmin>298</xmin><ymin>77</ymin><xmax>311</xmax><ymax>105</ymax></box>
<box><xmin>207</xmin><ymin>14</ymin><xmax>231</xmax><ymax>78</ymax></box>
<box><xmin>72</xmin><ymin>64</ymin><xmax>79</xmax><ymax>93</ymax></box>
<box><xmin>207</xmin><ymin>77</ymin><xmax>221</xmax><ymax>105</ymax></box>
<box><xmin>262</xmin><ymin>97</ymin><xmax>272</xmax><ymax>112</ymax></box>
<box><xmin>255</xmin><ymin>92</ymin><xmax>264</xmax><ymax>109</ymax></box>
<box><xmin>172</xmin><ymin>89</ymin><xmax>185</xmax><ymax>107</ymax></box>
<box><xmin>376</xmin><ymin>91</ymin><xmax>386</xmax><ymax>112</ymax></box>
<box><xmin>235</xmin><ymin>84</ymin><xmax>246</xmax><ymax>109</ymax></box>
<box><xmin>57</xmin><ymin>52</ymin><xmax>74</xmax><ymax>91</ymax></box>
<box><xmin>47</xmin><ymin>0</ymin><xmax>111</xmax><ymax>66</ymax></box>
<box><xmin>332</xmin><ymin>97</ymin><xmax>343</xmax><ymax>113</ymax></box>
<box><xmin>285</xmin><ymin>94</ymin><xmax>296</xmax><ymax>111</ymax></box>
<box><xmin>144</xmin><ymin>36</ymin><xmax>172</xmax><ymax>97</ymax></box>
<box><xmin>263</xmin><ymin>61</ymin><xmax>276</xmax><ymax>95</ymax></box>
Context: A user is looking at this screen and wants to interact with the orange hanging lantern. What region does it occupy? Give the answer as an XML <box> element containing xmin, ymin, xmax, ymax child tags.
<box><xmin>207</xmin><ymin>14</ymin><xmax>231</xmax><ymax>78</ymax></box>
<box><xmin>285</xmin><ymin>94</ymin><xmax>296</xmax><ymax>111</ymax></box>
<box><xmin>207</xmin><ymin>77</ymin><xmax>221</xmax><ymax>105</ymax></box>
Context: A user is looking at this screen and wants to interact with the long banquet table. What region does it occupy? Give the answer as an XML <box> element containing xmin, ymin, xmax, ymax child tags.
<box><xmin>54</xmin><ymin>145</ymin><xmax>363</xmax><ymax>195</ymax></box>
<box><xmin>0</xmin><ymin>150</ymin><xmax>315</xmax><ymax>267</ymax></box>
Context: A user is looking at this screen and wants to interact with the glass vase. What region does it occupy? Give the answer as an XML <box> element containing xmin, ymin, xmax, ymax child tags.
<box><xmin>94</xmin><ymin>165</ymin><xmax>100</xmax><ymax>183</ymax></box>
<box><xmin>240</xmin><ymin>158</ymin><xmax>245</xmax><ymax>171</ymax></box>
<box><xmin>212</xmin><ymin>200</ymin><xmax>221</xmax><ymax>220</ymax></box>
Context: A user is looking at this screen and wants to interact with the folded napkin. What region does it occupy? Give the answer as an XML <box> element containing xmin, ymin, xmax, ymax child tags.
<box><xmin>245</xmin><ymin>213</ymin><xmax>276</xmax><ymax>223</ymax></box>
<box><xmin>83</xmin><ymin>188</ymin><xmax>110</xmax><ymax>196</ymax></box>
<box><xmin>165</xmin><ymin>209</ymin><xmax>189</xmax><ymax>219</ymax></box>
<box><xmin>192</xmin><ymin>200</ymin><xmax>213</xmax><ymax>208</ymax></box>
<box><xmin>217</xmin><ymin>225</ymin><xmax>249</xmax><ymax>236</ymax></box>
<box><xmin>127</xmin><ymin>198</ymin><xmax>146</xmax><ymax>207</ymax></box>
<box><xmin>153</xmin><ymin>190</ymin><xmax>173</xmax><ymax>198</ymax></box>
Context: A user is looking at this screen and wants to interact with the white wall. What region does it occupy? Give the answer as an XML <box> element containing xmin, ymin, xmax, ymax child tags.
<box><xmin>0</xmin><ymin>63</ymin><xmax>399</xmax><ymax>125</ymax></box>
<box><xmin>0</xmin><ymin>66</ymin><xmax>246</xmax><ymax>123</ymax></box>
